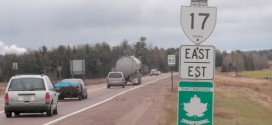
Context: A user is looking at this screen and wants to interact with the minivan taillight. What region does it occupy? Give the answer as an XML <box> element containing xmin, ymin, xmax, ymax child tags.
<box><xmin>45</xmin><ymin>92</ymin><xmax>50</xmax><ymax>103</ymax></box>
<box><xmin>4</xmin><ymin>93</ymin><xmax>9</xmax><ymax>105</ymax></box>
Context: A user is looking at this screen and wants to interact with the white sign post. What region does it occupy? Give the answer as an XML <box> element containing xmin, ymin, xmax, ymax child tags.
<box><xmin>70</xmin><ymin>60</ymin><xmax>85</xmax><ymax>78</ymax></box>
<box><xmin>179</xmin><ymin>1</ymin><xmax>216</xmax><ymax>125</ymax></box>
<box><xmin>168</xmin><ymin>55</ymin><xmax>176</xmax><ymax>66</ymax></box>
<box><xmin>168</xmin><ymin>54</ymin><xmax>176</xmax><ymax>92</ymax></box>
<box><xmin>179</xmin><ymin>45</ymin><xmax>215</xmax><ymax>80</ymax></box>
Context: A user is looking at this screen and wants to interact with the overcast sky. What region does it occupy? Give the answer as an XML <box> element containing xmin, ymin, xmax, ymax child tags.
<box><xmin>0</xmin><ymin>0</ymin><xmax>271</xmax><ymax>55</ymax></box>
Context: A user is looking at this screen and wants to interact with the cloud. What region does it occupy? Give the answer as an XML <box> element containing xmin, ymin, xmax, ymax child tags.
<box><xmin>0</xmin><ymin>41</ymin><xmax>27</xmax><ymax>55</ymax></box>
<box><xmin>0</xmin><ymin>0</ymin><xmax>271</xmax><ymax>50</ymax></box>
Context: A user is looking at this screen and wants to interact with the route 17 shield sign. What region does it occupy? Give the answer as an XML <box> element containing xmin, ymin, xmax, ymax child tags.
<box><xmin>181</xmin><ymin>7</ymin><xmax>217</xmax><ymax>45</ymax></box>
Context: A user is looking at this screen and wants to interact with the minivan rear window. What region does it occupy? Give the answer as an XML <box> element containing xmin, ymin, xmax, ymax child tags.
<box><xmin>108</xmin><ymin>73</ymin><xmax>122</xmax><ymax>78</ymax></box>
<box><xmin>8</xmin><ymin>78</ymin><xmax>45</xmax><ymax>91</ymax></box>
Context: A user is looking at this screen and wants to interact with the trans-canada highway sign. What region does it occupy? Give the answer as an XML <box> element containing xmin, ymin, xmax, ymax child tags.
<box><xmin>178</xmin><ymin>81</ymin><xmax>214</xmax><ymax>125</ymax></box>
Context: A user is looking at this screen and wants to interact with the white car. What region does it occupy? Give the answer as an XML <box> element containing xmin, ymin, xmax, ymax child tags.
<box><xmin>107</xmin><ymin>72</ymin><xmax>125</xmax><ymax>88</ymax></box>
<box><xmin>4</xmin><ymin>74</ymin><xmax>58</xmax><ymax>118</ymax></box>
<box><xmin>150</xmin><ymin>69</ymin><xmax>161</xmax><ymax>76</ymax></box>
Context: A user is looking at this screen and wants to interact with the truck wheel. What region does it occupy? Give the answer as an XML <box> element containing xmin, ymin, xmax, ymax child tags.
<box><xmin>14</xmin><ymin>112</ymin><xmax>20</xmax><ymax>116</ymax></box>
<box><xmin>107</xmin><ymin>85</ymin><xmax>110</xmax><ymax>88</ymax></box>
<box><xmin>122</xmin><ymin>85</ymin><xmax>125</xmax><ymax>88</ymax></box>
<box><xmin>6</xmin><ymin>112</ymin><xmax>12</xmax><ymax>118</ymax></box>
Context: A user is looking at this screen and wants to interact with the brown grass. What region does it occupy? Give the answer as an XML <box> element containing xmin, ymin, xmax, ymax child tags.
<box><xmin>0</xmin><ymin>82</ymin><xmax>7</xmax><ymax>96</ymax></box>
<box><xmin>160</xmin><ymin>70</ymin><xmax>272</xmax><ymax>124</ymax></box>
<box><xmin>214</xmin><ymin>73</ymin><xmax>272</xmax><ymax>109</ymax></box>
<box><xmin>214</xmin><ymin>107</ymin><xmax>235</xmax><ymax>120</ymax></box>
<box><xmin>159</xmin><ymin>90</ymin><xmax>177</xmax><ymax>125</ymax></box>
<box><xmin>84</xmin><ymin>78</ymin><xmax>107</xmax><ymax>85</ymax></box>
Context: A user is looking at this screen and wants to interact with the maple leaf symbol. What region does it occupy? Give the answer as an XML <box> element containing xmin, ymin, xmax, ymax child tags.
<box><xmin>183</xmin><ymin>95</ymin><xmax>207</xmax><ymax>117</ymax></box>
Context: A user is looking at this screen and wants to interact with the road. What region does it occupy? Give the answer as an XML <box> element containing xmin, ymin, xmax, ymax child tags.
<box><xmin>0</xmin><ymin>73</ymin><xmax>175</xmax><ymax>125</ymax></box>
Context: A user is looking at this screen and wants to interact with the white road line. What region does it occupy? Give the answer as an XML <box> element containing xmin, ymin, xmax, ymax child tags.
<box><xmin>43</xmin><ymin>75</ymin><xmax>171</xmax><ymax>125</ymax></box>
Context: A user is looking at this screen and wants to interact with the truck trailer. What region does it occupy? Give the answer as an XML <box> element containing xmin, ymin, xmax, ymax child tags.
<box><xmin>114</xmin><ymin>56</ymin><xmax>142</xmax><ymax>85</ymax></box>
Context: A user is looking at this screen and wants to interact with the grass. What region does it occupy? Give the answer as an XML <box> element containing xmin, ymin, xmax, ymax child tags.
<box><xmin>240</xmin><ymin>68</ymin><xmax>272</xmax><ymax>78</ymax></box>
<box><xmin>160</xmin><ymin>70</ymin><xmax>272</xmax><ymax>125</ymax></box>
<box><xmin>159</xmin><ymin>90</ymin><xmax>177</xmax><ymax>125</ymax></box>
<box><xmin>214</xmin><ymin>92</ymin><xmax>272</xmax><ymax>125</ymax></box>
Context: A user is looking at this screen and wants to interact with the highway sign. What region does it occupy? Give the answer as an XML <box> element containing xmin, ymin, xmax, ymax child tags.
<box><xmin>168</xmin><ymin>55</ymin><xmax>176</xmax><ymax>66</ymax></box>
<box><xmin>12</xmin><ymin>62</ymin><xmax>18</xmax><ymax>70</ymax></box>
<box><xmin>179</xmin><ymin>45</ymin><xmax>215</xmax><ymax>80</ymax></box>
<box><xmin>181</xmin><ymin>2</ymin><xmax>217</xmax><ymax>45</ymax></box>
<box><xmin>70</xmin><ymin>60</ymin><xmax>86</xmax><ymax>75</ymax></box>
<box><xmin>178</xmin><ymin>81</ymin><xmax>214</xmax><ymax>125</ymax></box>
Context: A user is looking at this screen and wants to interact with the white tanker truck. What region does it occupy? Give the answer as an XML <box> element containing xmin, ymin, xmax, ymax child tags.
<box><xmin>115</xmin><ymin>56</ymin><xmax>142</xmax><ymax>85</ymax></box>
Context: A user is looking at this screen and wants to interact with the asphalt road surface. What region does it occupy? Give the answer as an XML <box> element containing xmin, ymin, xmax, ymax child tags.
<box><xmin>0</xmin><ymin>73</ymin><xmax>176</xmax><ymax>125</ymax></box>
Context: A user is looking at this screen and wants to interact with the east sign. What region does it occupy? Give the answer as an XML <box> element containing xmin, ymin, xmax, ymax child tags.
<box><xmin>179</xmin><ymin>45</ymin><xmax>215</xmax><ymax>80</ymax></box>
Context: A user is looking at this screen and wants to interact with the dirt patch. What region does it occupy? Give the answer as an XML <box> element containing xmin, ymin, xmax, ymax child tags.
<box><xmin>84</xmin><ymin>78</ymin><xmax>106</xmax><ymax>85</ymax></box>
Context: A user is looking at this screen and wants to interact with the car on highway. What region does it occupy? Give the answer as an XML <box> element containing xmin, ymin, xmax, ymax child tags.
<box><xmin>56</xmin><ymin>78</ymin><xmax>88</xmax><ymax>100</ymax></box>
<box><xmin>107</xmin><ymin>72</ymin><xmax>125</xmax><ymax>88</ymax></box>
<box><xmin>4</xmin><ymin>74</ymin><xmax>58</xmax><ymax>118</ymax></box>
<box><xmin>150</xmin><ymin>69</ymin><xmax>161</xmax><ymax>76</ymax></box>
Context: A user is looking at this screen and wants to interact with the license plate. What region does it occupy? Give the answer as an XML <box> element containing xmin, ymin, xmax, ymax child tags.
<box><xmin>24</xmin><ymin>96</ymin><xmax>30</xmax><ymax>101</ymax></box>
<box><xmin>19</xmin><ymin>95</ymin><xmax>35</xmax><ymax>101</ymax></box>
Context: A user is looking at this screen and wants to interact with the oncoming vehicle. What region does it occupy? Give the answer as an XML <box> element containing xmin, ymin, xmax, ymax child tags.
<box><xmin>55</xmin><ymin>78</ymin><xmax>88</xmax><ymax>101</ymax></box>
<box><xmin>4</xmin><ymin>74</ymin><xmax>58</xmax><ymax>118</ymax></box>
<box><xmin>150</xmin><ymin>69</ymin><xmax>161</xmax><ymax>76</ymax></box>
<box><xmin>156</xmin><ymin>70</ymin><xmax>161</xmax><ymax>75</ymax></box>
<box><xmin>107</xmin><ymin>72</ymin><xmax>125</xmax><ymax>88</ymax></box>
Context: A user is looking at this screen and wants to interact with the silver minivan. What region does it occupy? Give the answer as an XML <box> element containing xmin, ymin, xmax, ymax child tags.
<box><xmin>107</xmin><ymin>72</ymin><xmax>125</xmax><ymax>88</ymax></box>
<box><xmin>4</xmin><ymin>74</ymin><xmax>58</xmax><ymax>118</ymax></box>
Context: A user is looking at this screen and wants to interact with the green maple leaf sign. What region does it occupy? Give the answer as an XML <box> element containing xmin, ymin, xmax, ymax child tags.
<box><xmin>183</xmin><ymin>95</ymin><xmax>207</xmax><ymax>117</ymax></box>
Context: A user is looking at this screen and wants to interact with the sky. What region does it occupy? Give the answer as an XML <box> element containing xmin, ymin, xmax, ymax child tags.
<box><xmin>0</xmin><ymin>0</ymin><xmax>272</xmax><ymax>55</ymax></box>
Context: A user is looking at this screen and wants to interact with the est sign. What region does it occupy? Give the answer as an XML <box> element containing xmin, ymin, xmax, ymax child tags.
<box><xmin>179</xmin><ymin>45</ymin><xmax>215</xmax><ymax>80</ymax></box>
<box><xmin>181</xmin><ymin>6</ymin><xmax>217</xmax><ymax>45</ymax></box>
<box><xmin>168</xmin><ymin>55</ymin><xmax>176</xmax><ymax>66</ymax></box>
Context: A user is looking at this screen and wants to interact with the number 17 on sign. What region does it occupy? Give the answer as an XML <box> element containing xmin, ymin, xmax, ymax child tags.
<box><xmin>181</xmin><ymin>6</ymin><xmax>217</xmax><ymax>45</ymax></box>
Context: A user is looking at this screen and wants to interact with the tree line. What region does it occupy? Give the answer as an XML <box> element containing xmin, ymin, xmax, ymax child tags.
<box><xmin>0</xmin><ymin>37</ymin><xmax>179</xmax><ymax>82</ymax></box>
<box><xmin>0</xmin><ymin>37</ymin><xmax>271</xmax><ymax>82</ymax></box>
<box><xmin>219</xmin><ymin>50</ymin><xmax>271</xmax><ymax>72</ymax></box>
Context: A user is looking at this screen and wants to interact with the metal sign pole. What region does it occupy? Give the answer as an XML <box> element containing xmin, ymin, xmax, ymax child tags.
<box><xmin>171</xmin><ymin>68</ymin><xmax>174</xmax><ymax>92</ymax></box>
